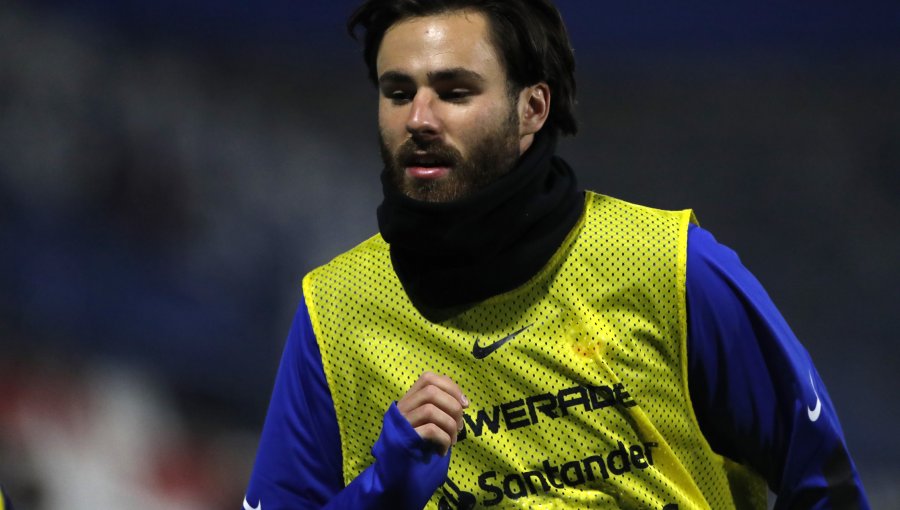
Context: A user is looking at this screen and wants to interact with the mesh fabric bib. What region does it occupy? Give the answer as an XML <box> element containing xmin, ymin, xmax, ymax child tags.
<box><xmin>303</xmin><ymin>192</ymin><xmax>766</xmax><ymax>509</ymax></box>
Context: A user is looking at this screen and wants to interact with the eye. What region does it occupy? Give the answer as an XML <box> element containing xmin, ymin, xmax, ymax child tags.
<box><xmin>385</xmin><ymin>89</ymin><xmax>413</xmax><ymax>104</ymax></box>
<box><xmin>440</xmin><ymin>89</ymin><xmax>471</xmax><ymax>103</ymax></box>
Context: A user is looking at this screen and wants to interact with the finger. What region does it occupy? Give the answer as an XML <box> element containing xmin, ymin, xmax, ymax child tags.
<box><xmin>403</xmin><ymin>372</ymin><xmax>469</xmax><ymax>408</ymax></box>
<box><xmin>403</xmin><ymin>402</ymin><xmax>460</xmax><ymax>444</ymax></box>
<box><xmin>402</xmin><ymin>371</ymin><xmax>439</xmax><ymax>395</ymax></box>
<box><xmin>414</xmin><ymin>422</ymin><xmax>453</xmax><ymax>456</ymax></box>
<box><xmin>398</xmin><ymin>385</ymin><xmax>462</xmax><ymax>412</ymax></box>
<box><xmin>398</xmin><ymin>383</ymin><xmax>463</xmax><ymax>418</ymax></box>
<box><xmin>427</xmin><ymin>372</ymin><xmax>469</xmax><ymax>408</ymax></box>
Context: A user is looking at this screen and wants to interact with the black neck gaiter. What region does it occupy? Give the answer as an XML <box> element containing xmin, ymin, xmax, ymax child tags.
<box><xmin>377</xmin><ymin>131</ymin><xmax>583</xmax><ymax>321</ymax></box>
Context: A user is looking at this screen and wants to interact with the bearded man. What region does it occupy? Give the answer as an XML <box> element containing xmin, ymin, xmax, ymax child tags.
<box><xmin>244</xmin><ymin>1</ymin><xmax>869</xmax><ymax>508</ymax></box>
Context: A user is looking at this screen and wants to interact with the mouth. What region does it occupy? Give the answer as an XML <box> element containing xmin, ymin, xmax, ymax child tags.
<box><xmin>406</xmin><ymin>166</ymin><xmax>451</xmax><ymax>180</ymax></box>
<box><xmin>403</xmin><ymin>153</ymin><xmax>453</xmax><ymax>180</ymax></box>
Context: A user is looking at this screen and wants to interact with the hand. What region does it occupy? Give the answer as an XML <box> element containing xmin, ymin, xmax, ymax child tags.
<box><xmin>397</xmin><ymin>372</ymin><xmax>469</xmax><ymax>456</ymax></box>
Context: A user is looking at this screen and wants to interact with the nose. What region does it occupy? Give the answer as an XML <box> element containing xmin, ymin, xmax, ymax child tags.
<box><xmin>406</xmin><ymin>90</ymin><xmax>441</xmax><ymax>139</ymax></box>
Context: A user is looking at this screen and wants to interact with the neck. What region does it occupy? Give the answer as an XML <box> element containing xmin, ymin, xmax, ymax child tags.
<box><xmin>377</xmin><ymin>130</ymin><xmax>583</xmax><ymax>321</ymax></box>
<box><xmin>518</xmin><ymin>132</ymin><xmax>535</xmax><ymax>154</ymax></box>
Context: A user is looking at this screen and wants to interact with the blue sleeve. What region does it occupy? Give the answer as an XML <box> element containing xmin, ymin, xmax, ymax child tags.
<box><xmin>685</xmin><ymin>224</ymin><xmax>869</xmax><ymax>509</ymax></box>
<box><xmin>243</xmin><ymin>298</ymin><xmax>451</xmax><ymax>510</ymax></box>
<box><xmin>1</xmin><ymin>485</ymin><xmax>15</xmax><ymax>510</ymax></box>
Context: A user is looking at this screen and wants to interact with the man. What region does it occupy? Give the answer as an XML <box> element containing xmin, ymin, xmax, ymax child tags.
<box><xmin>245</xmin><ymin>1</ymin><xmax>869</xmax><ymax>508</ymax></box>
<box><xmin>0</xmin><ymin>486</ymin><xmax>14</xmax><ymax>510</ymax></box>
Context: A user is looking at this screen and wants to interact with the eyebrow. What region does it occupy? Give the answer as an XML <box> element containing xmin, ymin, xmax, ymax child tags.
<box><xmin>378</xmin><ymin>68</ymin><xmax>487</xmax><ymax>87</ymax></box>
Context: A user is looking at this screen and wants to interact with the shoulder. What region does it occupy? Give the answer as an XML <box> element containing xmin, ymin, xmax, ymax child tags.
<box><xmin>686</xmin><ymin>224</ymin><xmax>741</xmax><ymax>266</ymax></box>
<box><xmin>304</xmin><ymin>233</ymin><xmax>390</xmax><ymax>287</ymax></box>
<box><xmin>685</xmin><ymin>224</ymin><xmax>775</xmax><ymax>310</ymax></box>
<box><xmin>583</xmin><ymin>192</ymin><xmax>695</xmax><ymax>241</ymax></box>
<box><xmin>313</xmin><ymin>233</ymin><xmax>389</xmax><ymax>271</ymax></box>
<box><xmin>586</xmin><ymin>191</ymin><xmax>692</xmax><ymax>218</ymax></box>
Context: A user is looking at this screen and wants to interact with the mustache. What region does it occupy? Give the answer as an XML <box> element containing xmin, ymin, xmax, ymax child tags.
<box><xmin>395</xmin><ymin>138</ymin><xmax>462</xmax><ymax>168</ymax></box>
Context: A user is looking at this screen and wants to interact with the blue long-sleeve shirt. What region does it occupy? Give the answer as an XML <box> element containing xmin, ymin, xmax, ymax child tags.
<box><xmin>244</xmin><ymin>225</ymin><xmax>868</xmax><ymax>509</ymax></box>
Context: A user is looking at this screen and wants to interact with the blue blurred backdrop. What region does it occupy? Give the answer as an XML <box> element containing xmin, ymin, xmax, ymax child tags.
<box><xmin>1</xmin><ymin>1</ymin><xmax>898</xmax><ymax>508</ymax></box>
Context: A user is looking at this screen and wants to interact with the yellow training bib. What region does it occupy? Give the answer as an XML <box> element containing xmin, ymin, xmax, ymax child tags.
<box><xmin>304</xmin><ymin>192</ymin><xmax>766</xmax><ymax>509</ymax></box>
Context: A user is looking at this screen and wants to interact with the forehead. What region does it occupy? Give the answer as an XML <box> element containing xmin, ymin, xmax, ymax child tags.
<box><xmin>376</xmin><ymin>11</ymin><xmax>504</xmax><ymax>80</ymax></box>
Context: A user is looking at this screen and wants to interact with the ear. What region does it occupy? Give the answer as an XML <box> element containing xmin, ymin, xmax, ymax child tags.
<box><xmin>518</xmin><ymin>82</ymin><xmax>551</xmax><ymax>136</ymax></box>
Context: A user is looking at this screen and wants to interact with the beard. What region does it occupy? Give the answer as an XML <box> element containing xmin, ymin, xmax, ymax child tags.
<box><xmin>380</xmin><ymin>104</ymin><xmax>521</xmax><ymax>203</ymax></box>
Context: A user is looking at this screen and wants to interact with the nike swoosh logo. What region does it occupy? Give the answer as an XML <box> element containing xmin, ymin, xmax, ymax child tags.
<box><xmin>807</xmin><ymin>370</ymin><xmax>821</xmax><ymax>422</ymax></box>
<box><xmin>243</xmin><ymin>496</ymin><xmax>261</xmax><ymax>510</ymax></box>
<box><xmin>472</xmin><ymin>323</ymin><xmax>533</xmax><ymax>359</ymax></box>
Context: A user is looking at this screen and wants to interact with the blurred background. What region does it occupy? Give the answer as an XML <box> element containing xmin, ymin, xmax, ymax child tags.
<box><xmin>0</xmin><ymin>0</ymin><xmax>897</xmax><ymax>508</ymax></box>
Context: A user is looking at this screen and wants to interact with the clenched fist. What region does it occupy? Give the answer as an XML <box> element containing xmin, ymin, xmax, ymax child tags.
<box><xmin>397</xmin><ymin>372</ymin><xmax>469</xmax><ymax>456</ymax></box>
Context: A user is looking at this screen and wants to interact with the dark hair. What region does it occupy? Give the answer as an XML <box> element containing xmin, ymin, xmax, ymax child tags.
<box><xmin>348</xmin><ymin>0</ymin><xmax>578</xmax><ymax>136</ymax></box>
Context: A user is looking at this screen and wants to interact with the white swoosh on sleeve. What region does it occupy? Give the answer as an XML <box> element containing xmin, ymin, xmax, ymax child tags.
<box><xmin>807</xmin><ymin>371</ymin><xmax>822</xmax><ymax>422</ymax></box>
<box><xmin>243</xmin><ymin>496</ymin><xmax>261</xmax><ymax>510</ymax></box>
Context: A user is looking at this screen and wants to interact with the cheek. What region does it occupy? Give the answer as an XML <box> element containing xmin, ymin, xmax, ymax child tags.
<box><xmin>451</xmin><ymin>105</ymin><xmax>513</xmax><ymax>142</ymax></box>
<box><xmin>379</xmin><ymin>104</ymin><xmax>412</xmax><ymax>141</ymax></box>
